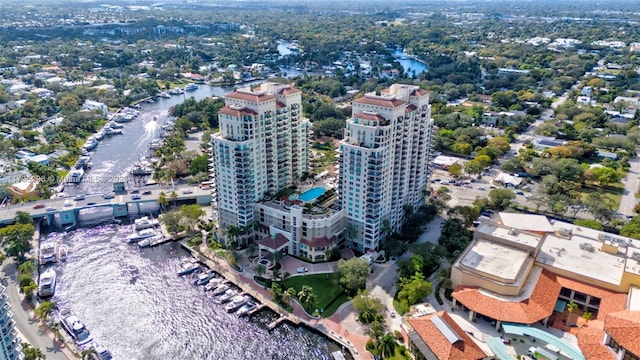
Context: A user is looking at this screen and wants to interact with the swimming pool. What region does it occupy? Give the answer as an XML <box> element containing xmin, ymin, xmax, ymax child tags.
<box><xmin>298</xmin><ymin>187</ymin><xmax>326</xmax><ymax>202</ymax></box>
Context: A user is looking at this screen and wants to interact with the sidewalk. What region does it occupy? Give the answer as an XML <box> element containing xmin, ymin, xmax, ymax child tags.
<box><xmin>194</xmin><ymin>243</ymin><xmax>367</xmax><ymax>359</ymax></box>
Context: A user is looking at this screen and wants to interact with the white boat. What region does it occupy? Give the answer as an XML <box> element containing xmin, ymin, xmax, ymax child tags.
<box><xmin>59</xmin><ymin>309</ymin><xmax>93</xmax><ymax>346</ymax></box>
<box><xmin>159</xmin><ymin>92</ymin><xmax>171</xmax><ymax>98</ymax></box>
<box><xmin>126</xmin><ymin>229</ymin><xmax>157</xmax><ymax>243</ymax></box>
<box><xmin>134</xmin><ymin>216</ymin><xmax>159</xmax><ymax>231</ymax></box>
<box><xmin>225</xmin><ymin>295</ymin><xmax>249</xmax><ymax>313</ymax></box>
<box><xmin>39</xmin><ymin>242</ymin><xmax>58</xmax><ymax>265</ymax></box>
<box><xmin>83</xmin><ymin>138</ymin><xmax>99</xmax><ymax>151</ymax></box>
<box><xmin>131</xmin><ymin>163</ymin><xmax>153</xmax><ymax>176</ymax></box>
<box><xmin>94</xmin><ymin>131</ymin><xmax>105</xmax><ymax>141</ymax></box>
<box><xmin>215</xmin><ymin>289</ymin><xmax>239</xmax><ymax>304</ymax></box>
<box><xmin>58</xmin><ymin>244</ymin><xmax>69</xmax><ymax>261</ymax></box>
<box><xmin>236</xmin><ymin>301</ymin><xmax>258</xmax><ymax>316</ymax></box>
<box><xmin>195</xmin><ymin>271</ymin><xmax>217</xmax><ymax>286</ymax></box>
<box><xmin>211</xmin><ymin>283</ymin><xmax>230</xmax><ymax>295</ymax></box>
<box><xmin>177</xmin><ymin>260</ymin><xmax>201</xmax><ymax>276</ymax></box>
<box><xmin>37</xmin><ymin>269</ymin><xmax>57</xmax><ymax>297</ymax></box>
<box><xmin>204</xmin><ymin>278</ymin><xmax>225</xmax><ymax>291</ymax></box>
<box><xmin>108</xmin><ymin>122</ymin><xmax>124</xmax><ymax>129</ymax></box>
<box><xmin>66</xmin><ymin>168</ymin><xmax>84</xmax><ymax>184</ymax></box>
<box><xmin>137</xmin><ymin>239</ymin><xmax>151</xmax><ymax>248</ymax></box>
<box><xmin>92</xmin><ymin>344</ymin><xmax>113</xmax><ymax>360</ymax></box>
<box><xmin>184</xmin><ymin>83</ymin><xmax>198</xmax><ymax>91</ymax></box>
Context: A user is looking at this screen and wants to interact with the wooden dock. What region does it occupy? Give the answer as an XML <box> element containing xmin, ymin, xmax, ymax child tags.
<box><xmin>267</xmin><ymin>316</ymin><xmax>288</xmax><ymax>330</ymax></box>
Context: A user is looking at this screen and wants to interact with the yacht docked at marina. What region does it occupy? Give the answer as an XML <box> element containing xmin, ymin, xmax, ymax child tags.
<box><xmin>37</xmin><ymin>268</ymin><xmax>57</xmax><ymax>298</ymax></box>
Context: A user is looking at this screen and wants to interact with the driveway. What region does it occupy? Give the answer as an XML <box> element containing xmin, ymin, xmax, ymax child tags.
<box><xmin>619</xmin><ymin>156</ymin><xmax>640</xmax><ymax>216</ymax></box>
<box><xmin>1</xmin><ymin>261</ymin><xmax>74</xmax><ymax>360</ymax></box>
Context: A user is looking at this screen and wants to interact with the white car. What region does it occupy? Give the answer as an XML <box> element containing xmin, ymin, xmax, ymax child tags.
<box><xmin>183</xmin><ymin>189</ymin><xmax>193</xmax><ymax>194</ymax></box>
<box><xmin>296</xmin><ymin>266</ymin><xmax>308</xmax><ymax>273</ymax></box>
<box><xmin>477</xmin><ymin>186</ymin><xmax>486</xmax><ymax>190</ymax></box>
<box><xmin>63</xmin><ymin>200</ymin><xmax>73</xmax><ymax>207</ymax></box>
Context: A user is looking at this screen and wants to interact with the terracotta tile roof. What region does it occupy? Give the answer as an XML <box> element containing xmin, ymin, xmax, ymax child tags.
<box><xmin>405</xmin><ymin>104</ymin><xmax>417</xmax><ymax>112</ymax></box>
<box><xmin>576</xmin><ymin>320</ymin><xmax>615</xmax><ymax>360</ymax></box>
<box><xmin>597</xmin><ymin>294</ymin><xmax>628</xmax><ymax>321</ymax></box>
<box><xmin>354</xmin><ymin>112</ymin><xmax>386</xmax><ymax>122</ymax></box>
<box><xmin>411</xmin><ymin>88</ymin><xmax>430</xmax><ymax>96</ymax></box>
<box><xmin>276</xmin><ymin>101</ymin><xmax>286</xmax><ymax>109</ymax></box>
<box><xmin>604</xmin><ymin>311</ymin><xmax>640</xmax><ymax>357</ymax></box>
<box><xmin>258</xmin><ymin>233</ymin><xmax>289</xmax><ymax>251</ymax></box>
<box><xmin>218</xmin><ymin>106</ymin><xmax>258</xmax><ymax>117</ymax></box>
<box><xmin>408</xmin><ymin>311</ymin><xmax>485</xmax><ymax>360</ymax></box>
<box><xmin>226</xmin><ymin>91</ymin><xmax>275</xmax><ymax>102</ymax></box>
<box><xmin>279</xmin><ymin>86</ymin><xmax>301</xmax><ymax>95</ymax></box>
<box><xmin>300</xmin><ymin>236</ymin><xmax>336</xmax><ymax>249</ymax></box>
<box><xmin>555</xmin><ymin>275</ymin><xmax>618</xmax><ymax>300</ymax></box>
<box><xmin>354</xmin><ymin>96</ymin><xmax>406</xmax><ymax>108</ymax></box>
<box><xmin>452</xmin><ymin>269</ymin><xmax>560</xmax><ymax>324</ymax></box>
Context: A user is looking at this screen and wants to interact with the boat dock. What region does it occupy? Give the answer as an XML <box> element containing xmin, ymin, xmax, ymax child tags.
<box><xmin>267</xmin><ymin>315</ymin><xmax>290</xmax><ymax>330</ymax></box>
<box><xmin>248</xmin><ymin>304</ymin><xmax>266</xmax><ymax>316</ymax></box>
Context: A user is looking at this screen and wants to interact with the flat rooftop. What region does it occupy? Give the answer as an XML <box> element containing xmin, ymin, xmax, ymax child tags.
<box><xmin>499</xmin><ymin>212</ymin><xmax>555</xmax><ymax>233</ymax></box>
<box><xmin>537</xmin><ymin>231</ymin><xmax>626</xmax><ymax>286</ymax></box>
<box><xmin>549</xmin><ymin>220</ymin><xmax>640</xmax><ymax>277</ymax></box>
<box><xmin>477</xmin><ymin>222</ymin><xmax>542</xmax><ymax>249</ymax></box>
<box><xmin>460</xmin><ymin>239</ymin><xmax>530</xmax><ymax>283</ymax></box>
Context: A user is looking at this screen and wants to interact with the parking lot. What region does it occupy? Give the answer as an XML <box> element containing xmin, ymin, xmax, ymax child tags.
<box><xmin>430</xmin><ymin>169</ymin><xmax>537</xmax><ymax>208</ymax></box>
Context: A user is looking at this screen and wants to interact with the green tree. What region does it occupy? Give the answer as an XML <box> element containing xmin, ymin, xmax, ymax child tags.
<box><xmin>179</xmin><ymin>204</ymin><xmax>205</xmax><ymax>233</ymax></box>
<box><xmin>566</xmin><ymin>301</ymin><xmax>579</xmax><ymax>329</ymax></box>
<box><xmin>352</xmin><ymin>290</ymin><xmax>384</xmax><ymax>324</ymax></box>
<box><xmin>254</xmin><ymin>264</ymin><xmax>266</xmax><ymax>278</ymax></box>
<box><xmin>297</xmin><ymin>285</ymin><xmax>317</xmax><ymax>310</ymax></box>
<box><xmin>0</xmin><ymin>223</ymin><xmax>35</xmax><ymax>261</ymax></box>
<box><xmin>158</xmin><ymin>192</ymin><xmax>168</xmax><ymax>211</ymax></box>
<box><xmin>80</xmin><ymin>348</ymin><xmax>98</xmax><ymax>360</ymax></box>
<box><xmin>15</xmin><ymin>211</ymin><xmax>33</xmax><ymax>225</ymax></box>
<box><xmin>21</xmin><ymin>342</ymin><xmax>45</xmax><ymax>360</ymax></box>
<box><xmin>18</xmin><ymin>260</ymin><xmax>36</xmax><ymax>276</ymax></box>
<box><xmin>227</xmin><ymin>251</ymin><xmax>241</xmax><ymax>268</ymax></box>
<box><xmin>189</xmin><ymin>154</ymin><xmax>209</xmax><ymax>175</ymax></box>
<box><xmin>592</xmin><ymin>167</ymin><xmax>621</xmax><ymax>186</ymax></box>
<box><xmin>582</xmin><ymin>311</ymin><xmax>593</xmax><ymax>324</ymax></box>
<box><xmin>488</xmin><ymin>188</ymin><xmax>515</xmax><ymax>210</ymax></box>
<box><xmin>573</xmin><ymin>219</ymin><xmax>604</xmax><ymax>231</ymax></box>
<box><xmin>621</xmin><ymin>220</ymin><xmax>640</xmax><ymax>239</ymax></box>
<box><xmin>378</xmin><ymin>333</ymin><xmax>397</xmax><ymax>359</ymax></box>
<box><xmin>335</xmin><ymin>258</ymin><xmax>370</xmax><ymax>295</ymax></box>
<box><xmin>35</xmin><ymin>301</ymin><xmax>56</xmax><ymax>325</ymax></box>
<box><xmin>397</xmin><ymin>272</ymin><xmax>433</xmax><ymax>307</ymax></box>
<box><xmin>447</xmin><ymin>163</ymin><xmax>463</xmax><ymax>177</ymax></box>
<box><xmin>161</xmin><ymin>211</ymin><xmax>183</xmax><ymax>235</ymax></box>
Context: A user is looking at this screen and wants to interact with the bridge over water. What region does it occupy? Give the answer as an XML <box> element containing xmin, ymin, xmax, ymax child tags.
<box><xmin>0</xmin><ymin>185</ymin><xmax>211</xmax><ymax>226</ymax></box>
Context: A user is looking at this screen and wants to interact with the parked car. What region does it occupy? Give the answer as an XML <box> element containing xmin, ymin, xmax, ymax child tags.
<box><xmin>103</xmin><ymin>193</ymin><xmax>115</xmax><ymax>199</ymax></box>
<box><xmin>515</xmin><ymin>191</ymin><xmax>525</xmax><ymax>195</ymax></box>
<box><xmin>130</xmin><ymin>188</ymin><xmax>140</xmax><ymax>194</ymax></box>
<box><xmin>183</xmin><ymin>189</ymin><xmax>193</xmax><ymax>194</ymax></box>
<box><xmin>477</xmin><ymin>186</ymin><xmax>486</xmax><ymax>190</ymax></box>
<box><xmin>73</xmin><ymin>195</ymin><xmax>85</xmax><ymax>201</ymax></box>
<box><xmin>296</xmin><ymin>266</ymin><xmax>308</xmax><ymax>273</ymax></box>
<box><xmin>63</xmin><ymin>200</ymin><xmax>73</xmax><ymax>207</ymax></box>
<box><xmin>46</xmin><ymin>206</ymin><xmax>56</xmax><ymax>211</ymax></box>
<box><xmin>142</xmin><ymin>190</ymin><xmax>152</xmax><ymax>195</ymax></box>
<box><xmin>33</xmin><ymin>204</ymin><xmax>45</xmax><ymax>209</ymax></box>
<box><xmin>131</xmin><ymin>194</ymin><xmax>141</xmax><ymax>200</ymax></box>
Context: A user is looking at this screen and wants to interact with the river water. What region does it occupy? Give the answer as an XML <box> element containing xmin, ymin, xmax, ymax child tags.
<box><xmin>50</xmin><ymin>84</ymin><xmax>344</xmax><ymax>359</ymax></box>
<box><xmin>64</xmin><ymin>84</ymin><xmax>242</xmax><ymax>197</ymax></box>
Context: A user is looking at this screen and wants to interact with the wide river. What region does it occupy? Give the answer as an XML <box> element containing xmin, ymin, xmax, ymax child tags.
<box><xmin>47</xmin><ymin>84</ymin><xmax>345</xmax><ymax>359</ymax></box>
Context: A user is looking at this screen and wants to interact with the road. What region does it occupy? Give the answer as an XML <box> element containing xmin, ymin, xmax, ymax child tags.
<box><xmin>619</xmin><ymin>156</ymin><xmax>640</xmax><ymax>216</ymax></box>
<box><xmin>1</xmin><ymin>261</ymin><xmax>72</xmax><ymax>360</ymax></box>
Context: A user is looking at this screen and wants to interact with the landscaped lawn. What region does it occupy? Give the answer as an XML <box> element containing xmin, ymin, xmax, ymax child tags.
<box><xmin>579</xmin><ymin>183</ymin><xmax>624</xmax><ymax>209</ymax></box>
<box><xmin>286</xmin><ymin>272</ymin><xmax>347</xmax><ymax>317</ymax></box>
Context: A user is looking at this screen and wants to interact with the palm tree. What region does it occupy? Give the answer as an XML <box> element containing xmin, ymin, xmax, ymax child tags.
<box><xmin>247</xmin><ymin>243</ymin><xmax>257</xmax><ymax>259</ymax></box>
<box><xmin>81</xmin><ymin>348</ymin><xmax>98</xmax><ymax>360</ymax></box>
<box><xmin>282</xmin><ymin>272</ymin><xmax>291</xmax><ymax>287</ymax></box>
<box><xmin>169</xmin><ymin>190</ymin><xmax>178</xmax><ymax>207</ymax></box>
<box><xmin>378</xmin><ymin>333</ymin><xmax>397</xmax><ymax>359</ymax></box>
<box><xmin>581</xmin><ymin>311</ymin><xmax>593</xmax><ymax>324</ymax></box>
<box><xmin>381</xmin><ymin>219</ymin><xmax>392</xmax><ymax>241</ymax></box>
<box><xmin>21</xmin><ymin>342</ymin><xmax>45</xmax><ymax>360</ymax></box>
<box><xmin>271</xmin><ymin>267</ymin><xmax>281</xmax><ymax>281</ymax></box>
<box><xmin>18</xmin><ymin>260</ymin><xmax>36</xmax><ymax>276</ymax></box>
<box><xmin>566</xmin><ymin>301</ymin><xmax>579</xmax><ymax>330</ymax></box>
<box><xmin>254</xmin><ymin>264</ymin><xmax>266</xmax><ymax>278</ymax></box>
<box><xmin>281</xmin><ymin>289</ymin><xmax>292</xmax><ymax>305</ymax></box>
<box><xmin>15</xmin><ymin>211</ymin><xmax>33</xmax><ymax>225</ymax></box>
<box><xmin>35</xmin><ymin>301</ymin><xmax>56</xmax><ymax>325</ymax></box>
<box><xmin>49</xmin><ymin>322</ymin><xmax>63</xmax><ymax>343</ymax></box>
<box><xmin>227</xmin><ymin>251</ymin><xmax>241</xmax><ymax>268</ymax></box>
<box><xmin>272</xmin><ymin>250</ymin><xmax>283</xmax><ymax>266</ymax></box>
<box><xmin>158</xmin><ymin>191</ymin><xmax>168</xmax><ymax>212</ymax></box>
<box><xmin>367</xmin><ymin>320</ymin><xmax>385</xmax><ymax>343</ymax></box>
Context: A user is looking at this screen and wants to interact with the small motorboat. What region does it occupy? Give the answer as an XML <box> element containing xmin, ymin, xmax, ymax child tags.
<box><xmin>195</xmin><ymin>271</ymin><xmax>217</xmax><ymax>286</ymax></box>
<box><xmin>204</xmin><ymin>278</ymin><xmax>225</xmax><ymax>291</ymax></box>
<box><xmin>127</xmin><ymin>229</ymin><xmax>157</xmax><ymax>243</ymax></box>
<box><xmin>177</xmin><ymin>260</ymin><xmax>201</xmax><ymax>276</ymax></box>
<box><xmin>58</xmin><ymin>245</ymin><xmax>69</xmax><ymax>262</ymax></box>
<box><xmin>236</xmin><ymin>301</ymin><xmax>258</xmax><ymax>317</ymax></box>
<box><xmin>211</xmin><ymin>283</ymin><xmax>230</xmax><ymax>296</ymax></box>
<box><xmin>225</xmin><ymin>295</ymin><xmax>250</xmax><ymax>313</ymax></box>
<box><xmin>138</xmin><ymin>239</ymin><xmax>151</xmax><ymax>249</ymax></box>
<box><xmin>215</xmin><ymin>289</ymin><xmax>239</xmax><ymax>304</ymax></box>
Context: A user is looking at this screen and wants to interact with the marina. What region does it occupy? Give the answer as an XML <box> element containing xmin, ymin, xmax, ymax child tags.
<box><xmin>42</xmin><ymin>223</ymin><xmax>344</xmax><ymax>360</ymax></box>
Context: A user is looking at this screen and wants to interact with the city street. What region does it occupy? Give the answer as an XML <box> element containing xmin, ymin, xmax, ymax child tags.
<box><xmin>1</xmin><ymin>261</ymin><xmax>73</xmax><ymax>360</ymax></box>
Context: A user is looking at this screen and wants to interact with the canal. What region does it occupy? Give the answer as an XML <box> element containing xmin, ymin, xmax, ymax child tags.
<box><xmin>64</xmin><ymin>84</ymin><xmax>239</xmax><ymax>197</ymax></box>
